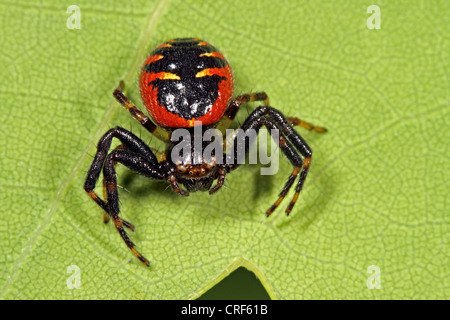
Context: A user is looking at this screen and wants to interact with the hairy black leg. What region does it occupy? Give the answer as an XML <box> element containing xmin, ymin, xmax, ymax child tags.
<box><xmin>113</xmin><ymin>82</ymin><xmax>171</xmax><ymax>143</ymax></box>
<box><xmin>216</xmin><ymin>92</ymin><xmax>269</xmax><ymax>134</ymax></box>
<box><xmin>255</xmin><ymin>107</ymin><xmax>317</xmax><ymax>215</ymax></box>
<box><xmin>84</xmin><ymin>126</ymin><xmax>167</xmax><ymax>266</ymax></box>
<box><xmin>260</xmin><ymin>108</ymin><xmax>317</xmax><ymax>214</ymax></box>
<box><xmin>217</xmin><ymin>92</ymin><xmax>326</xmax><ymax>135</ymax></box>
<box><xmin>102</xmin><ymin>145</ymin><xmax>127</xmax><ymax>225</ymax></box>
<box><xmin>84</xmin><ymin>127</ymin><xmax>161</xmax><ymax>209</ymax></box>
<box><xmin>100</xmin><ymin>144</ymin><xmax>150</xmax><ymax>230</ymax></box>
<box><xmin>84</xmin><ymin>126</ymin><xmax>165</xmax><ymax>233</ymax></box>
<box><xmin>225</xmin><ymin>106</ymin><xmax>314</xmax><ymax>216</ymax></box>
<box><xmin>102</xmin><ymin>149</ymin><xmax>165</xmax><ymax>266</ymax></box>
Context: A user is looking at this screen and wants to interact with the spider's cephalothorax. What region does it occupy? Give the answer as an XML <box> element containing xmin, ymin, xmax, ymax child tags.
<box><xmin>167</xmin><ymin>127</ymin><xmax>220</xmax><ymax>193</ymax></box>
<box><xmin>84</xmin><ymin>38</ymin><xmax>326</xmax><ymax>266</ymax></box>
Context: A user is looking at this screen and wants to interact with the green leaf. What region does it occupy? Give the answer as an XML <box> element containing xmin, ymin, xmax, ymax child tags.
<box><xmin>1</xmin><ymin>0</ymin><xmax>448</xmax><ymax>299</ymax></box>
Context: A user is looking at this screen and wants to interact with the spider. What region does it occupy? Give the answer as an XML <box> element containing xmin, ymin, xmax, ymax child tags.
<box><xmin>84</xmin><ymin>38</ymin><xmax>326</xmax><ymax>266</ymax></box>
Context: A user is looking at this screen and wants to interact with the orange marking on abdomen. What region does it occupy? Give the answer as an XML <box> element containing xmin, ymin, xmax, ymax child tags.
<box><xmin>154</xmin><ymin>72</ymin><xmax>180</xmax><ymax>80</ymax></box>
<box><xmin>146</xmin><ymin>54</ymin><xmax>164</xmax><ymax>64</ymax></box>
<box><xmin>196</xmin><ymin>67</ymin><xmax>226</xmax><ymax>78</ymax></box>
<box><xmin>200</xmin><ymin>51</ymin><xmax>226</xmax><ymax>60</ymax></box>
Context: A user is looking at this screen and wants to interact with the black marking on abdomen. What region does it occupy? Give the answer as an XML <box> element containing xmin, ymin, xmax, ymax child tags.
<box><xmin>150</xmin><ymin>74</ymin><xmax>226</xmax><ymax>120</ymax></box>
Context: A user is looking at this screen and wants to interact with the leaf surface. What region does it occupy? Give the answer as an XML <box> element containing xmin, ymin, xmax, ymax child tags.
<box><xmin>0</xmin><ymin>0</ymin><xmax>448</xmax><ymax>299</ymax></box>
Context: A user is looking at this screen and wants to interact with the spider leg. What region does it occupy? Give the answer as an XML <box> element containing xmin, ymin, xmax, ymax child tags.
<box><xmin>225</xmin><ymin>106</ymin><xmax>314</xmax><ymax>216</ymax></box>
<box><xmin>218</xmin><ymin>93</ymin><xmax>326</xmax><ymax>157</ymax></box>
<box><xmin>101</xmin><ymin>144</ymin><xmax>156</xmax><ymax>229</ymax></box>
<box><xmin>84</xmin><ymin>127</ymin><xmax>165</xmax><ymax>266</ymax></box>
<box><xmin>102</xmin><ymin>144</ymin><xmax>127</xmax><ymax>225</ymax></box>
<box><xmin>216</xmin><ymin>92</ymin><xmax>269</xmax><ymax>134</ymax></box>
<box><xmin>210</xmin><ymin>92</ymin><xmax>269</xmax><ymax>194</ymax></box>
<box><xmin>286</xmin><ymin>117</ymin><xmax>327</xmax><ymax>133</ymax></box>
<box><xmin>217</xmin><ymin>92</ymin><xmax>327</xmax><ymax>134</ymax></box>
<box><xmin>84</xmin><ymin>127</ymin><xmax>162</xmax><ymax>212</ymax></box>
<box><xmin>113</xmin><ymin>82</ymin><xmax>171</xmax><ymax>143</ymax></box>
<box><xmin>260</xmin><ymin>107</ymin><xmax>317</xmax><ymax>215</ymax></box>
<box><xmin>102</xmin><ymin>149</ymin><xmax>166</xmax><ymax>266</ymax></box>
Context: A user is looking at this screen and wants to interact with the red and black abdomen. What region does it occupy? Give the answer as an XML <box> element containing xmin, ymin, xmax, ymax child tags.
<box><xmin>139</xmin><ymin>38</ymin><xmax>234</xmax><ymax>128</ymax></box>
